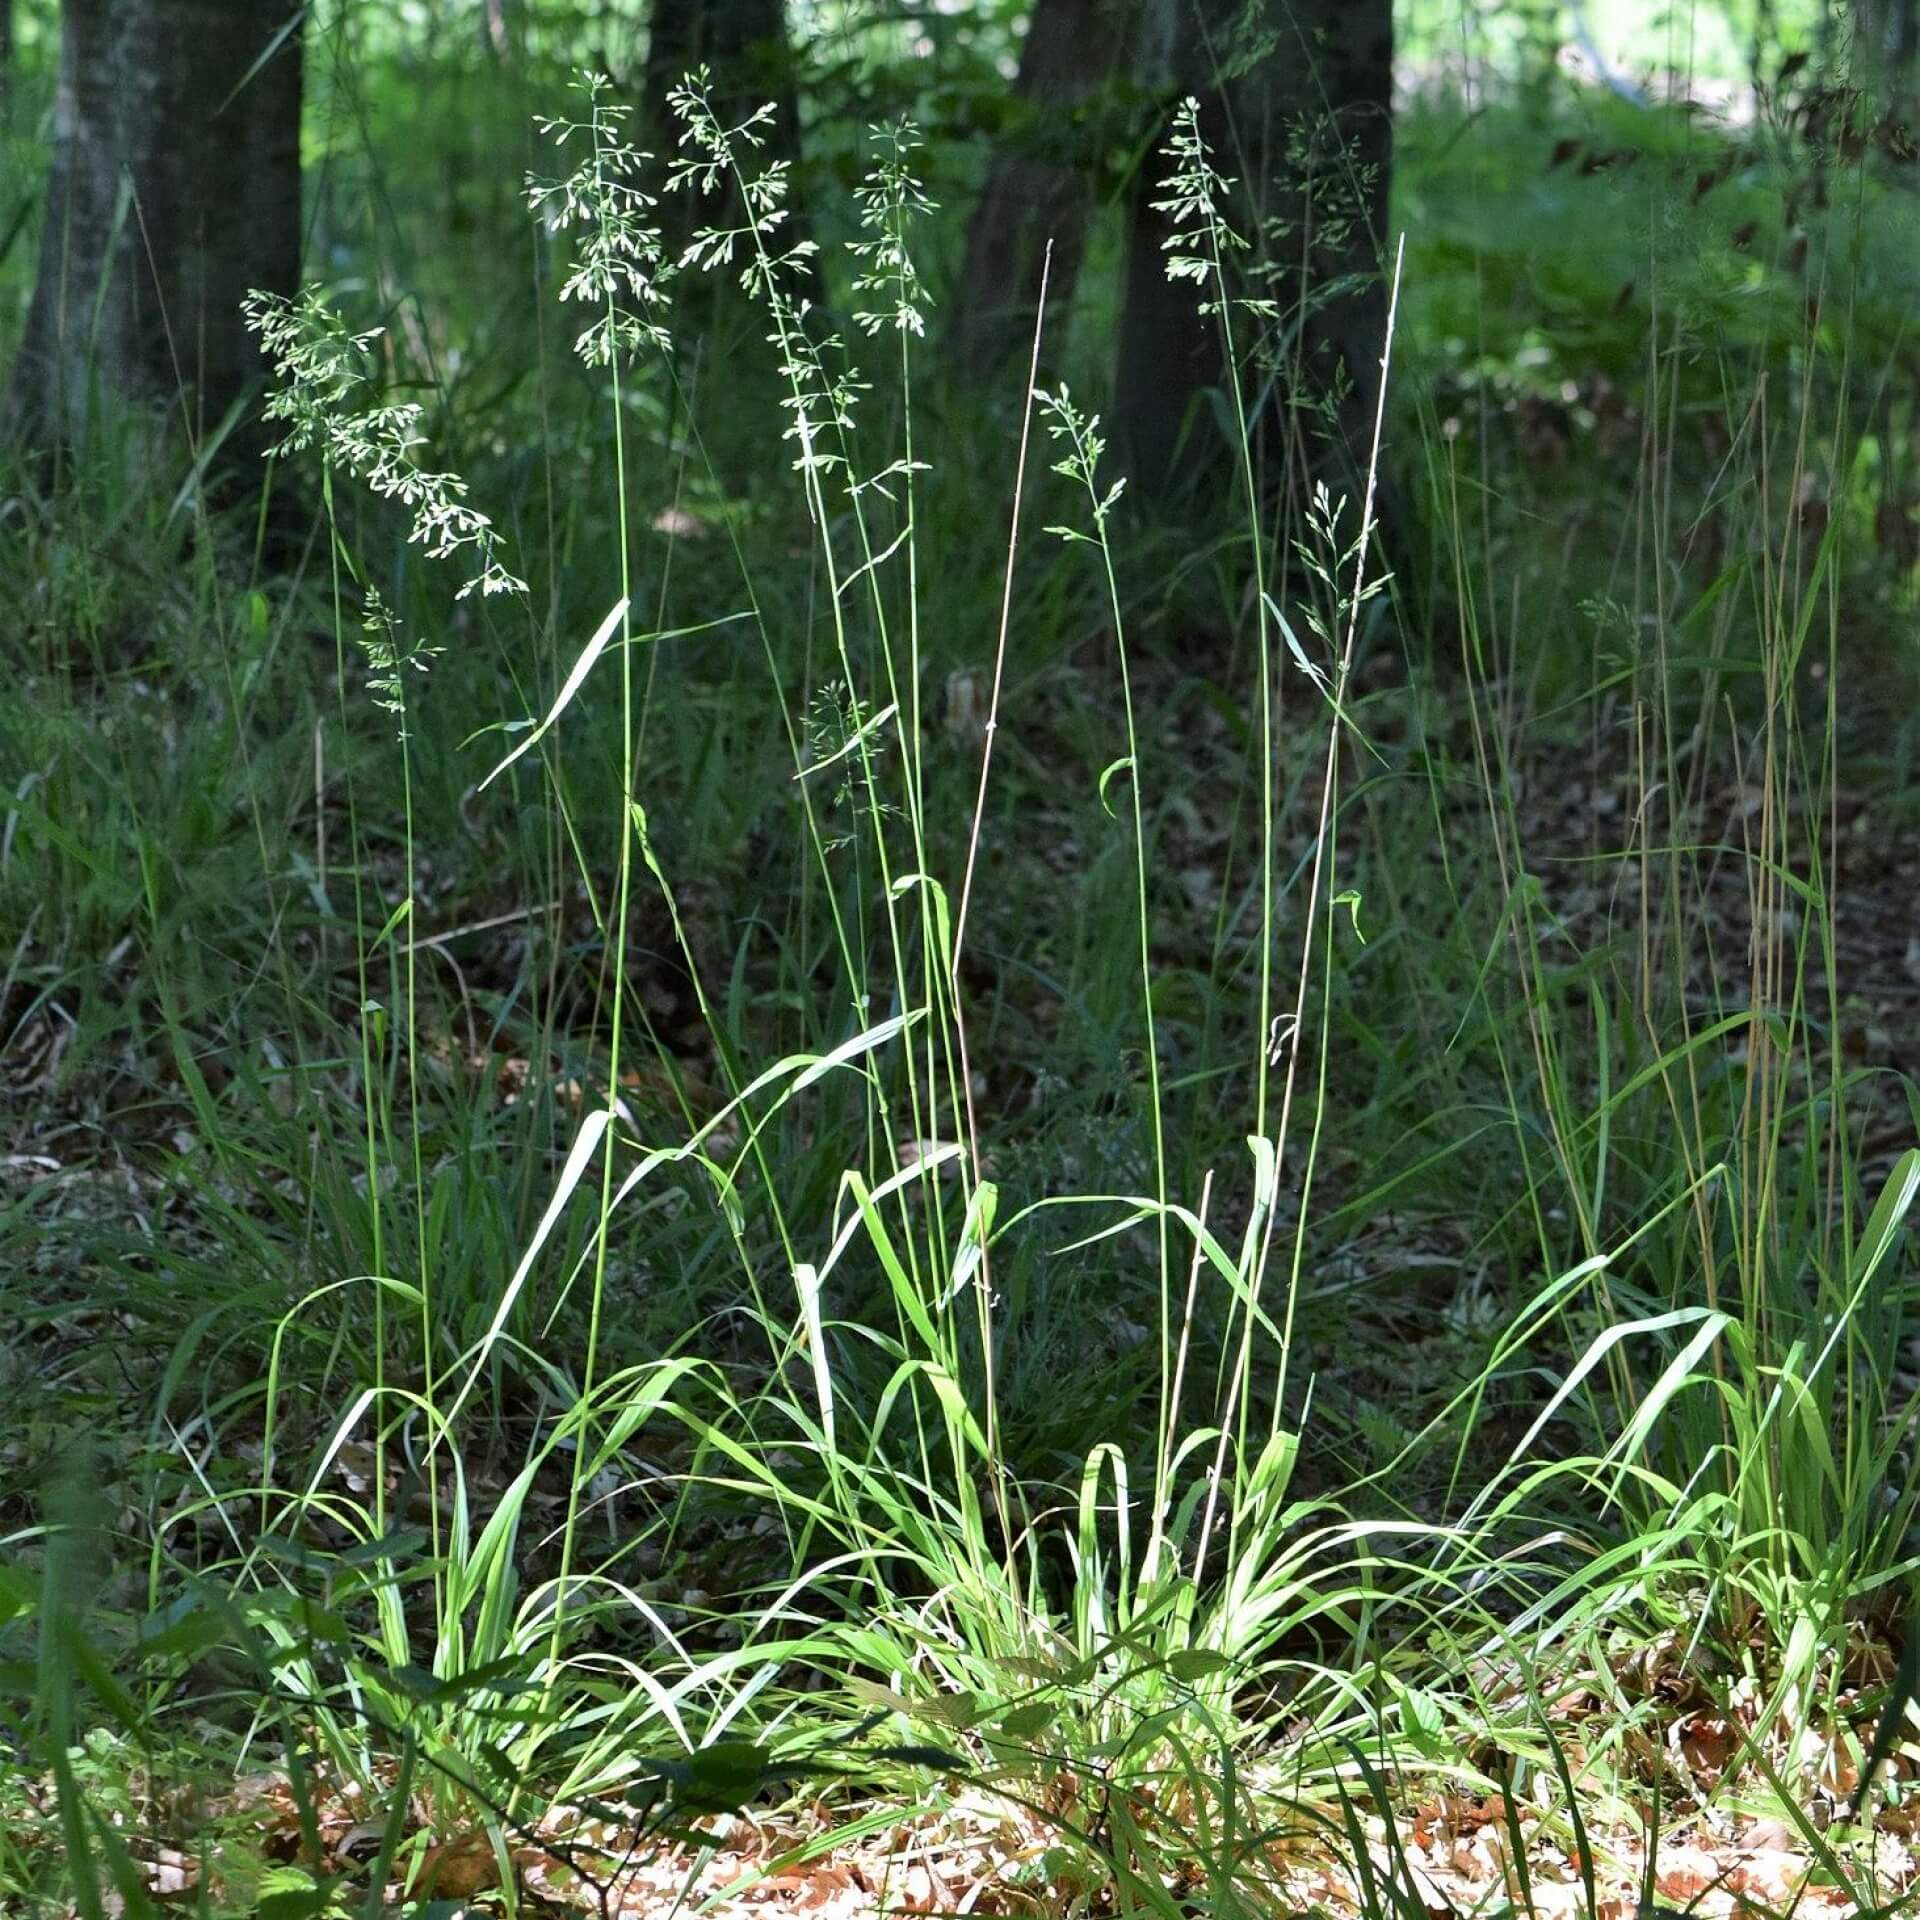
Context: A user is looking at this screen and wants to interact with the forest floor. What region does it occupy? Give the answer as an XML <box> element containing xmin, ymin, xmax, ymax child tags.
<box><xmin>6</xmin><ymin>619</ymin><xmax>1920</xmax><ymax>1916</ymax></box>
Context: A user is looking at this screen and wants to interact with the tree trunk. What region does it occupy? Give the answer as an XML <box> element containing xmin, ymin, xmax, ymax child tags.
<box><xmin>7</xmin><ymin>0</ymin><xmax>303</xmax><ymax>472</ymax></box>
<box><xmin>482</xmin><ymin>0</ymin><xmax>515</xmax><ymax>61</ymax></box>
<box><xmin>1113</xmin><ymin>0</ymin><xmax>1394</xmax><ymax>512</ymax></box>
<box><xmin>644</xmin><ymin>0</ymin><xmax>803</xmax><ymax>263</ymax></box>
<box><xmin>946</xmin><ymin>0</ymin><xmax>1131</xmax><ymax>382</ymax></box>
<box><xmin>1860</xmin><ymin>0</ymin><xmax>1920</xmax><ymax>109</ymax></box>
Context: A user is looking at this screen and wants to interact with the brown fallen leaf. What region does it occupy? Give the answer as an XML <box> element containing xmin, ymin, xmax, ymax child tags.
<box><xmin>1652</xmin><ymin>1843</ymin><xmax>1718</xmax><ymax>1901</ymax></box>
<box><xmin>415</xmin><ymin>1827</ymin><xmax>501</xmax><ymax>1898</ymax></box>
<box><xmin>1729</xmin><ymin>1847</ymin><xmax>1808</xmax><ymax>1904</ymax></box>
<box><xmin>651</xmin><ymin>507</ymin><xmax>709</xmax><ymax>539</ymax></box>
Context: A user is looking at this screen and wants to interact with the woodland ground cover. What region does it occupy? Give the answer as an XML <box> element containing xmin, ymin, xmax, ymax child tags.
<box><xmin>3</xmin><ymin>5</ymin><xmax>1920</xmax><ymax>1915</ymax></box>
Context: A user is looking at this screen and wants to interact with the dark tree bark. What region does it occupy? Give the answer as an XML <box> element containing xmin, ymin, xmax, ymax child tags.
<box><xmin>1856</xmin><ymin>0</ymin><xmax>1919</xmax><ymax>109</ymax></box>
<box><xmin>1112</xmin><ymin>0</ymin><xmax>1394</xmax><ymax>511</ymax></box>
<box><xmin>643</xmin><ymin>0</ymin><xmax>803</xmax><ymax>263</ymax></box>
<box><xmin>7</xmin><ymin>0</ymin><xmax>302</xmax><ymax>470</ymax></box>
<box><xmin>946</xmin><ymin>0</ymin><xmax>1132</xmax><ymax>382</ymax></box>
<box><xmin>482</xmin><ymin>0</ymin><xmax>514</xmax><ymax>61</ymax></box>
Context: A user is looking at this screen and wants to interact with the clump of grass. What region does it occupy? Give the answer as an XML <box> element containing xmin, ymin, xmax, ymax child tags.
<box><xmin>18</xmin><ymin>66</ymin><xmax>1418</xmax><ymax>1903</ymax></box>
